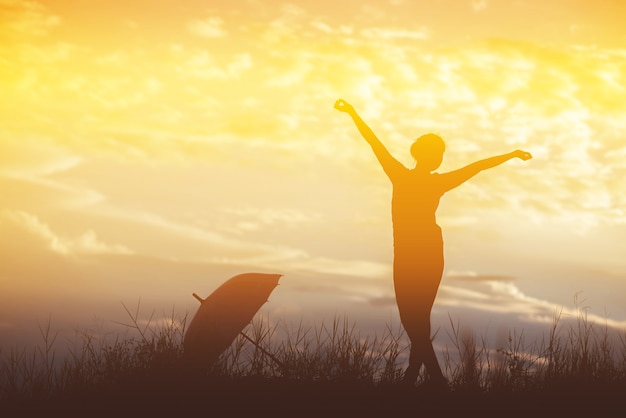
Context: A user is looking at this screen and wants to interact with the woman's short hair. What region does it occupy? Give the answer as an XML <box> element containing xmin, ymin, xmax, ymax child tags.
<box><xmin>410</xmin><ymin>133</ymin><xmax>445</xmax><ymax>161</ymax></box>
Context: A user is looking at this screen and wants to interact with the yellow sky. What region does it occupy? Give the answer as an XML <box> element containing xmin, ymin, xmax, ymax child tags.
<box><xmin>1</xmin><ymin>0</ymin><xmax>626</xmax><ymax>350</ymax></box>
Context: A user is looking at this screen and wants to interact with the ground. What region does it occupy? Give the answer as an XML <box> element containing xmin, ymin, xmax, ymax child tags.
<box><xmin>3</xmin><ymin>374</ymin><xmax>625</xmax><ymax>417</ymax></box>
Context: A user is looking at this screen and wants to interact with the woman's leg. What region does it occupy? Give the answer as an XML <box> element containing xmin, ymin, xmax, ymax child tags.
<box><xmin>402</xmin><ymin>335</ymin><xmax>424</xmax><ymax>384</ymax></box>
<box><xmin>393</xmin><ymin>234</ymin><xmax>445</xmax><ymax>385</ymax></box>
<box><xmin>394</xmin><ymin>255</ymin><xmax>445</xmax><ymax>385</ymax></box>
<box><xmin>399</xmin><ymin>308</ymin><xmax>445</xmax><ymax>385</ymax></box>
<box><xmin>421</xmin><ymin>331</ymin><xmax>446</xmax><ymax>384</ymax></box>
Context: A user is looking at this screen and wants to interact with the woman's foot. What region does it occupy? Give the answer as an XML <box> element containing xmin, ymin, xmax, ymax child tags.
<box><xmin>401</xmin><ymin>365</ymin><xmax>419</xmax><ymax>386</ymax></box>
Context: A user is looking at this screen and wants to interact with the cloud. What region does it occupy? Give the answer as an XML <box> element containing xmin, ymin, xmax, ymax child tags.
<box><xmin>71</xmin><ymin>198</ymin><xmax>386</xmax><ymax>281</ymax></box>
<box><xmin>187</xmin><ymin>16</ymin><xmax>226</xmax><ymax>38</ymax></box>
<box><xmin>360</xmin><ymin>27</ymin><xmax>430</xmax><ymax>41</ymax></box>
<box><xmin>446</xmin><ymin>272</ymin><xmax>516</xmax><ymax>282</ymax></box>
<box><xmin>309</xmin><ymin>20</ymin><xmax>352</xmax><ymax>35</ymax></box>
<box><xmin>367</xmin><ymin>296</ymin><xmax>396</xmax><ymax>307</ymax></box>
<box><xmin>176</xmin><ymin>50</ymin><xmax>252</xmax><ymax>80</ymax></box>
<box><xmin>286</xmin><ymin>256</ymin><xmax>390</xmax><ymax>279</ymax></box>
<box><xmin>0</xmin><ymin>171</ymin><xmax>105</xmax><ymax>212</ymax></box>
<box><xmin>74</xmin><ymin>230</ymin><xmax>133</xmax><ymax>255</ymax></box>
<box><xmin>0</xmin><ymin>136</ymin><xmax>82</xmax><ymax>177</ymax></box>
<box><xmin>471</xmin><ymin>0</ymin><xmax>488</xmax><ymax>12</ymax></box>
<box><xmin>437</xmin><ymin>279</ymin><xmax>626</xmax><ymax>331</ymax></box>
<box><xmin>5</xmin><ymin>210</ymin><xmax>133</xmax><ymax>256</ymax></box>
<box><xmin>292</xmin><ymin>283</ymin><xmax>346</xmax><ymax>294</ymax></box>
<box><xmin>221</xmin><ymin>207</ymin><xmax>319</xmax><ymax>232</ymax></box>
<box><xmin>437</xmin><ymin>215</ymin><xmax>478</xmax><ymax>229</ymax></box>
<box><xmin>1</xmin><ymin>0</ymin><xmax>61</xmax><ymax>39</ymax></box>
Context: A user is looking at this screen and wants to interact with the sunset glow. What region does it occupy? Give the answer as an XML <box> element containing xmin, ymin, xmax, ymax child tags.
<box><xmin>2</xmin><ymin>0</ymin><xmax>626</xmax><ymax>351</ymax></box>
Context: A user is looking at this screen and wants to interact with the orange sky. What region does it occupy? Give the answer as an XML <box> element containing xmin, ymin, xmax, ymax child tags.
<box><xmin>1</xmin><ymin>0</ymin><xmax>626</xmax><ymax>353</ymax></box>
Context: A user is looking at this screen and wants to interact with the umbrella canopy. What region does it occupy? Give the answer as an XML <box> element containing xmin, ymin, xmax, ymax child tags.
<box><xmin>183</xmin><ymin>272</ymin><xmax>282</xmax><ymax>368</ymax></box>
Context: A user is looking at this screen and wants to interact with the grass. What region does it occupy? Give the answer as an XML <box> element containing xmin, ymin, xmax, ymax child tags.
<box><xmin>2</xmin><ymin>301</ymin><xmax>626</xmax><ymax>415</ymax></box>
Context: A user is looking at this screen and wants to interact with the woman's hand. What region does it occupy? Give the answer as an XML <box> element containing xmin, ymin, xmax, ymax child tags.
<box><xmin>334</xmin><ymin>99</ymin><xmax>354</xmax><ymax>114</ymax></box>
<box><xmin>513</xmin><ymin>150</ymin><xmax>533</xmax><ymax>161</ymax></box>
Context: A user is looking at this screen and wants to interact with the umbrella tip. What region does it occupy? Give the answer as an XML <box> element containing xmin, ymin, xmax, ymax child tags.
<box><xmin>192</xmin><ymin>293</ymin><xmax>204</xmax><ymax>303</ymax></box>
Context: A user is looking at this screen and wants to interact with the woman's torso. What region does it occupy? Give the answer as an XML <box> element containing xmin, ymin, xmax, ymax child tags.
<box><xmin>391</xmin><ymin>170</ymin><xmax>445</xmax><ymax>244</ymax></box>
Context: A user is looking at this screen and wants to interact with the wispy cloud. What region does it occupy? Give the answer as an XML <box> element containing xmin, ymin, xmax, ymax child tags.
<box><xmin>286</xmin><ymin>256</ymin><xmax>390</xmax><ymax>279</ymax></box>
<box><xmin>1</xmin><ymin>0</ymin><xmax>61</xmax><ymax>38</ymax></box>
<box><xmin>187</xmin><ymin>16</ymin><xmax>226</xmax><ymax>38</ymax></box>
<box><xmin>221</xmin><ymin>207</ymin><xmax>320</xmax><ymax>233</ymax></box>
<box><xmin>437</xmin><ymin>279</ymin><xmax>626</xmax><ymax>331</ymax></box>
<box><xmin>471</xmin><ymin>0</ymin><xmax>488</xmax><ymax>12</ymax></box>
<box><xmin>0</xmin><ymin>138</ymin><xmax>82</xmax><ymax>177</ymax></box>
<box><xmin>175</xmin><ymin>50</ymin><xmax>252</xmax><ymax>80</ymax></box>
<box><xmin>360</xmin><ymin>27</ymin><xmax>430</xmax><ymax>41</ymax></box>
<box><xmin>6</xmin><ymin>210</ymin><xmax>133</xmax><ymax>256</ymax></box>
<box><xmin>446</xmin><ymin>272</ymin><xmax>516</xmax><ymax>282</ymax></box>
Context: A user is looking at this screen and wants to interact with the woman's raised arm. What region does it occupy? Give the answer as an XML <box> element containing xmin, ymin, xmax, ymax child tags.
<box><xmin>439</xmin><ymin>150</ymin><xmax>532</xmax><ymax>192</ymax></box>
<box><xmin>334</xmin><ymin>99</ymin><xmax>405</xmax><ymax>179</ymax></box>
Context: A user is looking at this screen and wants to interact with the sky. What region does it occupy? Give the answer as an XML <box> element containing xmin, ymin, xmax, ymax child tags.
<box><xmin>1</xmin><ymin>0</ymin><xmax>626</xmax><ymax>361</ymax></box>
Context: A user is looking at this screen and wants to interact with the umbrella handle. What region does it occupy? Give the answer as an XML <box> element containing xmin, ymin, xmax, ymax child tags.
<box><xmin>239</xmin><ymin>331</ymin><xmax>285</xmax><ymax>371</ymax></box>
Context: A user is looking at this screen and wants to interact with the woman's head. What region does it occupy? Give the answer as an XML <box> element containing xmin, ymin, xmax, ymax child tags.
<box><xmin>411</xmin><ymin>133</ymin><xmax>445</xmax><ymax>172</ymax></box>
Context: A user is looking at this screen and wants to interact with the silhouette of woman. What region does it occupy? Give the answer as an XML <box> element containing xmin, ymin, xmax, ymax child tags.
<box><xmin>334</xmin><ymin>99</ymin><xmax>532</xmax><ymax>389</ymax></box>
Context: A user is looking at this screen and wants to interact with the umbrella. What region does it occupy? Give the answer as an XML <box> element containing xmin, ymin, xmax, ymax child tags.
<box><xmin>183</xmin><ymin>272</ymin><xmax>282</xmax><ymax>368</ymax></box>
